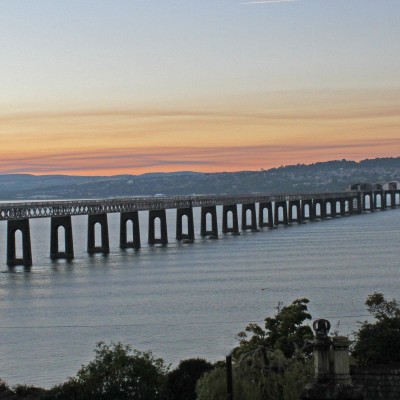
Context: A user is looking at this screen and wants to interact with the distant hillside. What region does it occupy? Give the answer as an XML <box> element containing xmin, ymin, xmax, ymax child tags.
<box><xmin>0</xmin><ymin>157</ymin><xmax>399</xmax><ymax>200</ymax></box>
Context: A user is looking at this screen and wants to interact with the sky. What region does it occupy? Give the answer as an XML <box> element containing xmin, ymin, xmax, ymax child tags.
<box><xmin>1</xmin><ymin>0</ymin><xmax>399</xmax><ymax>176</ymax></box>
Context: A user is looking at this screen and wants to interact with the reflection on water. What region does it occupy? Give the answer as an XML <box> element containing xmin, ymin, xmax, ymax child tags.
<box><xmin>0</xmin><ymin>207</ymin><xmax>399</xmax><ymax>387</ymax></box>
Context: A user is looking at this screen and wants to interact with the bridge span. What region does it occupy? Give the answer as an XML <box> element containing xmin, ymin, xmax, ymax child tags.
<box><xmin>1</xmin><ymin>189</ymin><xmax>399</xmax><ymax>267</ymax></box>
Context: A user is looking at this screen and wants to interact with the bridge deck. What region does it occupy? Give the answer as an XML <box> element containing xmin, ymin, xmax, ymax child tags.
<box><xmin>0</xmin><ymin>192</ymin><xmax>359</xmax><ymax>221</ymax></box>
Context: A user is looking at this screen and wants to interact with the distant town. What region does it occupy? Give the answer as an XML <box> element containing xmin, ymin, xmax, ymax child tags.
<box><xmin>0</xmin><ymin>157</ymin><xmax>399</xmax><ymax>200</ymax></box>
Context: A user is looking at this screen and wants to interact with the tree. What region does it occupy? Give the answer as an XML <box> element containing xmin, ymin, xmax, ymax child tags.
<box><xmin>352</xmin><ymin>292</ymin><xmax>400</xmax><ymax>365</ymax></box>
<box><xmin>236</xmin><ymin>298</ymin><xmax>314</xmax><ymax>358</ymax></box>
<box><xmin>48</xmin><ymin>342</ymin><xmax>169</xmax><ymax>400</ymax></box>
<box><xmin>196</xmin><ymin>299</ymin><xmax>314</xmax><ymax>400</ymax></box>
<box><xmin>166</xmin><ymin>358</ymin><xmax>213</xmax><ymax>400</ymax></box>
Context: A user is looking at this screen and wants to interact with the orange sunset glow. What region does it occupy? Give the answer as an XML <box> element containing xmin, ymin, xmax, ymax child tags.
<box><xmin>1</xmin><ymin>1</ymin><xmax>400</xmax><ymax>175</ymax></box>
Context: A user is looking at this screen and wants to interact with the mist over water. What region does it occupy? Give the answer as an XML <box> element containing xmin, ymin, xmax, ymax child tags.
<box><xmin>0</xmin><ymin>207</ymin><xmax>399</xmax><ymax>388</ymax></box>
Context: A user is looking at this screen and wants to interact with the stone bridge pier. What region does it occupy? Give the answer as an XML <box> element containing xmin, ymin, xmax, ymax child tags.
<box><xmin>7</xmin><ymin>219</ymin><xmax>32</xmax><ymax>267</ymax></box>
<box><xmin>222</xmin><ymin>205</ymin><xmax>239</xmax><ymax>235</ymax></box>
<box><xmin>241</xmin><ymin>203</ymin><xmax>258</xmax><ymax>231</ymax></box>
<box><xmin>259</xmin><ymin>202</ymin><xmax>274</xmax><ymax>228</ymax></box>
<box><xmin>201</xmin><ymin>206</ymin><xmax>218</xmax><ymax>238</ymax></box>
<box><xmin>148</xmin><ymin>209</ymin><xmax>168</xmax><ymax>245</ymax></box>
<box><xmin>176</xmin><ymin>207</ymin><xmax>195</xmax><ymax>241</ymax></box>
<box><xmin>120</xmin><ymin>211</ymin><xmax>141</xmax><ymax>249</ymax></box>
<box><xmin>274</xmin><ymin>201</ymin><xmax>288</xmax><ymax>226</ymax></box>
<box><xmin>87</xmin><ymin>213</ymin><xmax>110</xmax><ymax>254</ymax></box>
<box><xmin>50</xmin><ymin>216</ymin><xmax>74</xmax><ymax>260</ymax></box>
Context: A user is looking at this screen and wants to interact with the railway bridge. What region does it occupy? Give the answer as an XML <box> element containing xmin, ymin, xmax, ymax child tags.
<box><xmin>1</xmin><ymin>188</ymin><xmax>399</xmax><ymax>267</ymax></box>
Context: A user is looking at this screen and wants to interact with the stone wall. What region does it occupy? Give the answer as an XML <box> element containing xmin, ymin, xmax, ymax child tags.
<box><xmin>351</xmin><ymin>364</ymin><xmax>400</xmax><ymax>400</ymax></box>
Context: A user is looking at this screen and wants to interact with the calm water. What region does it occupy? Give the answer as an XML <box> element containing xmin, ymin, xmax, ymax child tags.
<box><xmin>0</xmin><ymin>207</ymin><xmax>399</xmax><ymax>387</ymax></box>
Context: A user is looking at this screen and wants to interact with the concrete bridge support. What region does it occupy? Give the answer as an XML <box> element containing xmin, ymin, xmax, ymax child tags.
<box><xmin>120</xmin><ymin>211</ymin><xmax>141</xmax><ymax>249</ymax></box>
<box><xmin>259</xmin><ymin>202</ymin><xmax>273</xmax><ymax>228</ymax></box>
<box><xmin>389</xmin><ymin>190</ymin><xmax>396</xmax><ymax>209</ymax></box>
<box><xmin>338</xmin><ymin>199</ymin><xmax>347</xmax><ymax>216</ymax></box>
<box><xmin>313</xmin><ymin>199</ymin><xmax>326</xmax><ymax>220</ymax></box>
<box><xmin>87</xmin><ymin>213</ymin><xmax>110</xmax><ymax>254</ymax></box>
<box><xmin>301</xmin><ymin>199</ymin><xmax>314</xmax><ymax>221</ymax></box>
<box><xmin>374</xmin><ymin>191</ymin><xmax>385</xmax><ymax>210</ymax></box>
<box><xmin>148</xmin><ymin>209</ymin><xmax>168</xmax><ymax>245</ymax></box>
<box><xmin>325</xmin><ymin>199</ymin><xmax>336</xmax><ymax>218</ymax></box>
<box><xmin>176</xmin><ymin>207</ymin><xmax>195</xmax><ymax>241</ymax></box>
<box><xmin>274</xmin><ymin>201</ymin><xmax>288</xmax><ymax>226</ymax></box>
<box><xmin>362</xmin><ymin>191</ymin><xmax>374</xmax><ymax>212</ymax></box>
<box><xmin>241</xmin><ymin>203</ymin><xmax>258</xmax><ymax>231</ymax></box>
<box><xmin>7</xmin><ymin>219</ymin><xmax>32</xmax><ymax>267</ymax></box>
<box><xmin>201</xmin><ymin>206</ymin><xmax>218</xmax><ymax>238</ymax></box>
<box><xmin>289</xmin><ymin>200</ymin><xmax>302</xmax><ymax>224</ymax></box>
<box><xmin>50</xmin><ymin>216</ymin><xmax>74</xmax><ymax>260</ymax></box>
<box><xmin>222</xmin><ymin>205</ymin><xmax>239</xmax><ymax>235</ymax></box>
<box><xmin>395</xmin><ymin>190</ymin><xmax>400</xmax><ymax>207</ymax></box>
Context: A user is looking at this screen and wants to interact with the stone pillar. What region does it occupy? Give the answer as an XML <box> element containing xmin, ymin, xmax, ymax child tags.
<box><xmin>87</xmin><ymin>213</ymin><xmax>110</xmax><ymax>254</ymax></box>
<box><xmin>7</xmin><ymin>219</ymin><xmax>32</xmax><ymax>267</ymax></box>
<box><xmin>222</xmin><ymin>205</ymin><xmax>239</xmax><ymax>235</ymax></box>
<box><xmin>259</xmin><ymin>202</ymin><xmax>274</xmax><ymax>228</ymax></box>
<box><xmin>313</xmin><ymin>319</ymin><xmax>332</xmax><ymax>383</ymax></box>
<box><xmin>176</xmin><ymin>207</ymin><xmax>195</xmax><ymax>242</ymax></box>
<box><xmin>390</xmin><ymin>190</ymin><xmax>396</xmax><ymax>209</ymax></box>
<box><xmin>313</xmin><ymin>199</ymin><xmax>326</xmax><ymax>219</ymax></box>
<box><xmin>289</xmin><ymin>200</ymin><xmax>302</xmax><ymax>223</ymax></box>
<box><xmin>331</xmin><ymin>200</ymin><xmax>338</xmax><ymax>218</ymax></box>
<box><xmin>339</xmin><ymin>199</ymin><xmax>346</xmax><ymax>216</ymax></box>
<box><xmin>120</xmin><ymin>211</ymin><xmax>141</xmax><ymax>249</ymax></box>
<box><xmin>148</xmin><ymin>209</ymin><xmax>168</xmax><ymax>245</ymax></box>
<box><xmin>50</xmin><ymin>216</ymin><xmax>74</xmax><ymax>260</ymax></box>
<box><xmin>274</xmin><ymin>201</ymin><xmax>288</xmax><ymax>226</ymax></box>
<box><xmin>302</xmin><ymin>199</ymin><xmax>314</xmax><ymax>221</ymax></box>
<box><xmin>200</xmin><ymin>206</ymin><xmax>218</xmax><ymax>238</ymax></box>
<box><xmin>300</xmin><ymin>319</ymin><xmax>364</xmax><ymax>400</ymax></box>
<box><xmin>241</xmin><ymin>203</ymin><xmax>258</xmax><ymax>231</ymax></box>
<box><xmin>332</xmin><ymin>337</ymin><xmax>352</xmax><ymax>385</ymax></box>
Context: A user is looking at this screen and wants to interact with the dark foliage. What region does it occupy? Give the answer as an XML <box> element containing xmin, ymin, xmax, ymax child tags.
<box><xmin>352</xmin><ymin>292</ymin><xmax>400</xmax><ymax>365</ymax></box>
<box><xmin>165</xmin><ymin>358</ymin><xmax>213</xmax><ymax>400</ymax></box>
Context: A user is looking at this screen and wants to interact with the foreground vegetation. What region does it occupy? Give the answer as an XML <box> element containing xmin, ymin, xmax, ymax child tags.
<box><xmin>1</xmin><ymin>293</ymin><xmax>399</xmax><ymax>400</ymax></box>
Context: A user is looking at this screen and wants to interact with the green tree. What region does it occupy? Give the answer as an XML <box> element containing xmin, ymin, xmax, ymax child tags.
<box><xmin>352</xmin><ymin>292</ymin><xmax>400</xmax><ymax>365</ymax></box>
<box><xmin>197</xmin><ymin>299</ymin><xmax>314</xmax><ymax>400</ymax></box>
<box><xmin>236</xmin><ymin>298</ymin><xmax>313</xmax><ymax>358</ymax></box>
<box><xmin>48</xmin><ymin>342</ymin><xmax>169</xmax><ymax>400</ymax></box>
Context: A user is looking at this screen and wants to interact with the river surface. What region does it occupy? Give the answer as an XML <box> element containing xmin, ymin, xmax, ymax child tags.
<box><xmin>0</xmin><ymin>206</ymin><xmax>399</xmax><ymax>387</ymax></box>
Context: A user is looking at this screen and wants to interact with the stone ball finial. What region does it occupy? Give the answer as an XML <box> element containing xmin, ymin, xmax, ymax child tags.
<box><xmin>313</xmin><ymin>319</ymin><xmax>331</xmax><ymax>337</ymax></box>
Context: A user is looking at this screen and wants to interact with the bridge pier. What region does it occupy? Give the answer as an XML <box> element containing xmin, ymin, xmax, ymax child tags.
<box><xmin>389</xmin><ymin>190</ymin><xmax>396</xmax><ymax>209</ymax></box>
<box><xmin>259</xmin><ymin>202</ymin><xmax>274</xmax><ymax>228</ymax></box>
<box><xmin>222</xmin><ymin>205</ymin><xmax>239</xmax><ymax>235</ymax></box>
<box><xmin>201</xmin><ymin>206</ymin><xmax>218</xmax><ymax>238</ymax></box>
<box><xmin>241</xmin><ymin>203</ymin><xmax>258</xmax><ymax>231</ymax></box>
<box><xmin>362</xmin><ymin>191</ymin><xmax>374</xmax><ymax>212</ymax></box>
<box><xmin>148</xmin><ymin>210</ymin><xmax>168</xmax><ymax>245</ymax></box>
<box><xmin>87</xmin><ymin>213</ymin><xmax>110</xmax><ymax>254</ymax></box>
<box><xmin>327</xmin><ymin>199</ymin><xmax>337</xmax><ymax>218</ymax></box>
<box><xmin>50</xmin><ymin>216</ymin><xmax>74</xmax><ymax>260</ymax></box>
<box><xmin>289</xmin><ymin>200</ymin><xmax>302</xmax><ymax>224</ymax></box>
<box><xmin>7</xmin><ymin>219</ymin><xmax>32</xmax><ymax>267</ymax></box>
<box><xmin>301</xmin><ymin>199</ymin><xmax>314</xmax><ymax>221</ymax></box>
<box><xmin>274</xmin><ymin>201</ymin><xmax>288</xmax><ymax>226</ymax></box>
<box><xmin>313</xmin><ymin>199</ymin><xmax>326</xmax><ymax>220</ymax></box>
<box><xmin>176</xmin><ymin>207</ymin><xmax>195</xmax><ymax>241</ymax></box>
<box><xmin>120</xmin><ymin>211</ymin><xmax>141</xmax><ymax>249</ymax></box>
<box><xmin>374</xmin><ymin>190</ymin><xmax>385</xmax><ymax>210</ymax></box>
